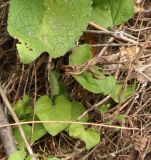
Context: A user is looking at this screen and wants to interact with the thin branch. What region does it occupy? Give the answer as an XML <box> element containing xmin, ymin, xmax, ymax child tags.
<box><xmin>89</xmin><ymin>21</ymin><xmax>138</xmax><ymax>44</ymax></box>
<box><xmin>0</xmin><ymin>120</ymin><xmax>142</xmax><ymax>131</ymax></box>
<box><xmin>0</xmin><ymin>84</ymin><xmax>34</xmax><ymax>156</ymax></box>
<box><xmin>0</xmin><ymin>103</ymin><xmax>17</xmax><ymax>155</ymax></box>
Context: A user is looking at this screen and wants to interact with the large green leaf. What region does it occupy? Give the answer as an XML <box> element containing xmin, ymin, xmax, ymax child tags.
<box><xmin>8</xmin><ymin>149</ymin><xmax>26</xmax><ymax>160</ymax></box>
<box><xmin>91</xmin><ymin>0</ymin><xmax>134</xmax><ymax>28</ymax></box>
<box><xmin>69</xmin><ymin>124</ymin><xmax>100</xmax><ymax>150</ymax></box>
<box><xmin>7</xmin><ymin>0</ymin><xmax>92</xmax><ymax>63</ymax></box>
<box><xmin>69</xmin><ymin>44</ymin><xmax>116</xmax><ymax>94</ymax></box>
<box><xmin>35</xmin><ymin>95</ymin><xmax>71</xmax><ymax>136</ymax></box>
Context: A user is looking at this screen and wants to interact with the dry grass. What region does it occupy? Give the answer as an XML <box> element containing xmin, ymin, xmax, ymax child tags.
<box><xmin>0</xmin><ymin>0</ymin><xmax>151</xmax><ymax>159</ymax></box>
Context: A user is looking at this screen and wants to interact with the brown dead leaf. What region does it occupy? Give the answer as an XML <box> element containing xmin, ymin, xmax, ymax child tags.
<box><xmin>133</xmin><ymin>0</ymin><xmax>144</xmax><ymax>12</ymax></box>
<box><xmin>120</xmin><ymin>46</ymin><xmax>140</xmax><ymax>61</ymax></box>
<box><xmin>132</xmin><ymin>135</ymin><xmax>150</xmax><ymax>160</ymax></box>
<box><xmin>125</xmin><ymin>150</ymin><xmax>138</xmax><ymax>160</ymax></box>
<box><xmin>133</xmin><ymin>135</ymin><xmax>148</xmax><ymax>153</ymax></box>
<box><xmin>137</xmin><ymin>66</ymin><xmax>151</xmax><ymax>83</ymax></box>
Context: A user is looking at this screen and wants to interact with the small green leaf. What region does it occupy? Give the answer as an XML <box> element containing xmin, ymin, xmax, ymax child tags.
<box><xmin>14</xmin><ymin>124</ymin><xmax>47</xmax><ymax>149</ymax></box>
<box><xmin>91</xmin><ymin>0</ymin><xmax>134</xmax><ymax>28</ymax></box>
<box><xmin>82</xmin><ymin>128</ymin><xmax>100</xmax><ymax>150</ymax></box>
<box><xmin>25</xmin><ymin>156</ymin><xmax>32</xmax><ymax>160</ymax></box>
<box><xmin>99</xmin><ymin>104</ymin><xmax>110</xmax><ymax>113</ymax></box>
<box><xmin>49</xmin><ymin>71</ymin><xmax>67</xmax><ymax>98</ymax></box>
<box><xmin>111</xmin><ymin>83</ymin><xmax>136</xmax><ymax>103</ymax></box>
<box><xmin>70</xmin><ymin>44</ymin><xmax>116</xmax><ymax>94</ymax></box>
<box><xmin>69</xmin><ymin>124</ymin><xmax>100</xmax><ymax>150</ymax></box>
<box><xmin>65</xmin><ymin>101</ymin><xmax>88</xmax><ymax>133</ymax></box>
<box><xmin>117</xmin><ymin>114</ymin><xmax>125</xmax><ymax>123</ymax></box>
<box><xmin>71</xmin><ymin>101</ymin><xmax>88</xmax><ymax>122</ymax></box>
<box><xmin>69</xmin><ymin>124</ymin><xmax>85</xmax><ymax>139</ymax></box>
<box><xmin>8</xmin><ymin>0</ymin><xmax>92</xmax><ymax>63</ymax></box>
<box><xmin>111</xmin><ymin>84</ymin><xmax>123</xmax><ymax>102</ymax></box>
<box><xmin>69</xmin><ymin>44</ymin><xmax>93</xmax><ymax>65</ymax></box>
<box><xmin>123</xmin><ymin>82</ymin><xmax>136</xmax><ymax>100</ymax></box>
<box><xmin>8</xmin><ymin>149</ymin><xmax>26</xmax><ymax>160</ymax></box>
<box><xmin>35</xmin><ymin>95</ymin><xmax>71</xmax><ymax>136</ymax></box>
<box><xmin>49</xmin><ymin>71</ymin><xmax>60</xmax><ymax>98</ymax></box>
<box><xmin>13</xmin><ymin>95</ymin><xmax>32</xmax><ymax>119</ymax></box>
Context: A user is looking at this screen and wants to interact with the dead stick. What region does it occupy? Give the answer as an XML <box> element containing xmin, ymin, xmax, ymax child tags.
<box><xmin>0</xmin><ymin>103</ymin><xmax>17</xmax><ymax>155</ymax></box>
<box><xmin>0</xmin><ymin>84</ymin><xmax>34</xmax><ymax>156</ymax></box>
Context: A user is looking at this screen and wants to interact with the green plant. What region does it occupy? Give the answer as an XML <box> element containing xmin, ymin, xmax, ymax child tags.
<box><xmin>8</xmin><ymin>149</ymin><xmax>26</xmax><ymax>160</ymax></box>
<box><xmin>7</xmin><ymin>0</ymin><xmax>134</xmax><ymax>64</ymax></box>
<box><xmin>13</xmin><ymin>95</ymin><xmax>47</xmax><ymax>149</ymax></box>
<box><xmin>91</xmin><ymin>0</ymin><xmax>134</xmax><ymax>28</ymax></box>
<box><xmin>69</xmin><ymin>44</ymin><xmax>116</xmax><ymax>94</ymax></box>
<box><xmin>7</xmin><ymin>0</ymin><xmax>136</xmax><ymax>159</ymax></box>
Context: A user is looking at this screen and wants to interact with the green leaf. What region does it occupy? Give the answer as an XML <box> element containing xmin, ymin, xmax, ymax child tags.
<box><xmin>117</xmin><ymin>114</ymin><xmax>125</xmax><ymax>123</ymax></box>
<box><xmin>91</xmin><ymin>0</ymin><xmax>134</xmax><ymax>28</ymax></box>
<box><xmin>111</xmin><ymin>83</ymin><xmax>136</xmax><ymax>103</ymax></box>
<box><xmin>71</xmin><ymin>101</ymin><xmax>88</xmax><ymax>122</ymax></box>
<box><xmin>65</xmin><ymin>101</ymin><xmax>88</xmax><ymax>133</ymax></box>
<box><xmin>82</xmin><ymin>128</ymin><xmax>100</xmax><ymax>150</ymax></box>
<box><xmin>49</xmin><ymin>71</ymin><xmax>67</xmax><ymax>98</ymax></box>
<box><xmin>8</xmin><ymin>149</ymin><xmax>26</xmax><ymax>160</ymax></box>
<box><xmin>123</xmin><ymin>82</ymin><xmax>136</xmax><ymax>100</ymax></box>
<box><xmin>111</xmin><ymin>84</ymin><xmax>123</xmax><ymax>102</ymax></box>
<box><xmin>69</xmin><ymin>124</ymin><xmax>85</xmax><ymax>139</ymax></box>
<box><xmin>70</xmin><ymin>44</ymin><xmax>116</xmax><ymax>94</ymax></box>
<box><xmin>13</xmin><ymin>95</ymin><xmax>32</xmax><ymax>119</ymax></box>
<box><xmin>14</xmin><ymin>124</ymin><xmax>47</xmax><ymax>149</ymax></box>
<box><xmin>25</xmin><ymin>156</ymin><xmax>32</xmax><ymax>160</ymax></box>
<box><xmin>99</xmin><ymin>104</ymin><xmax>110</xmax><ymax>113</ymax></box>
<box><xmin>70</xmin><ymin>44</ymin><xmax>93</xmax><ymax>65</ymax></box>
<box><xmin>35</xmin><ymin>95</ymin><xmax>71</xmax><ymax>136</ymax></box>
<box><xmin>69</xmin><ymin>124</ymin><xmax>100</xmax><ymax>150</ymax></box>
<box><xmin>8</xmin><ymin>0</ymin><xmax>92</xmax><ymax>63</ymax></box>
<box><xmin>49</xmin><ymin>71</ymin><xmax>60</xmax><ymax>98</ymax></box>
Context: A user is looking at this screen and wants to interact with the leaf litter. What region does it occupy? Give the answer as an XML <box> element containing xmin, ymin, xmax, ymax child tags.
<box><xmin>0</xmin><ymin>0</ymin><xmax>151</xmax><ymax>159</ymax></box>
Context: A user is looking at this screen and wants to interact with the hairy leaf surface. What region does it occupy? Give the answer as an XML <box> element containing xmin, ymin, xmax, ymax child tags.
<box><xmin>91</xmin><ymin>0</ymin><xmax>134</xmax><ymax>28</ymax></box>
<box><xmin>8</xmin><ymin>0</ymin><xmax>92</xmax><ymax>63</ymax></box>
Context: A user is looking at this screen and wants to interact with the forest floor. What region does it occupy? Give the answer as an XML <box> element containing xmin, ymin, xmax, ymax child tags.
<box><xmin>0</xmin><ymin>0</ymin><xmax>151</xmax><ymax>160</ymax></box>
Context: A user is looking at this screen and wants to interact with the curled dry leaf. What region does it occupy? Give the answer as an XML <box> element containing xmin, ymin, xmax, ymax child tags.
<box><xmin>137</xmin><ymin>66</ymin><xmax>151</xmax><ymax>83</ymax></box>
<box><xmin>132</xmin><ymin>135</ymin><xmax>151</xmax><ymax>159</ymax></box>
<box><xmin>120</xmin><ymin>46</ymin><xmax>140</xmax><ymax>62</ymax></box>
<box><xmin>133</xmin><ymin>135</ymin><xmax>148</xmax><ymax>153</ymax></box>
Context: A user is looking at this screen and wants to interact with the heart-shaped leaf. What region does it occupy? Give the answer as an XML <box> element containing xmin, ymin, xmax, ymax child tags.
<box><xmin>35</xmin><ymin>95</ymin><xmax>72</xmax><ymax>136</ymax></box>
